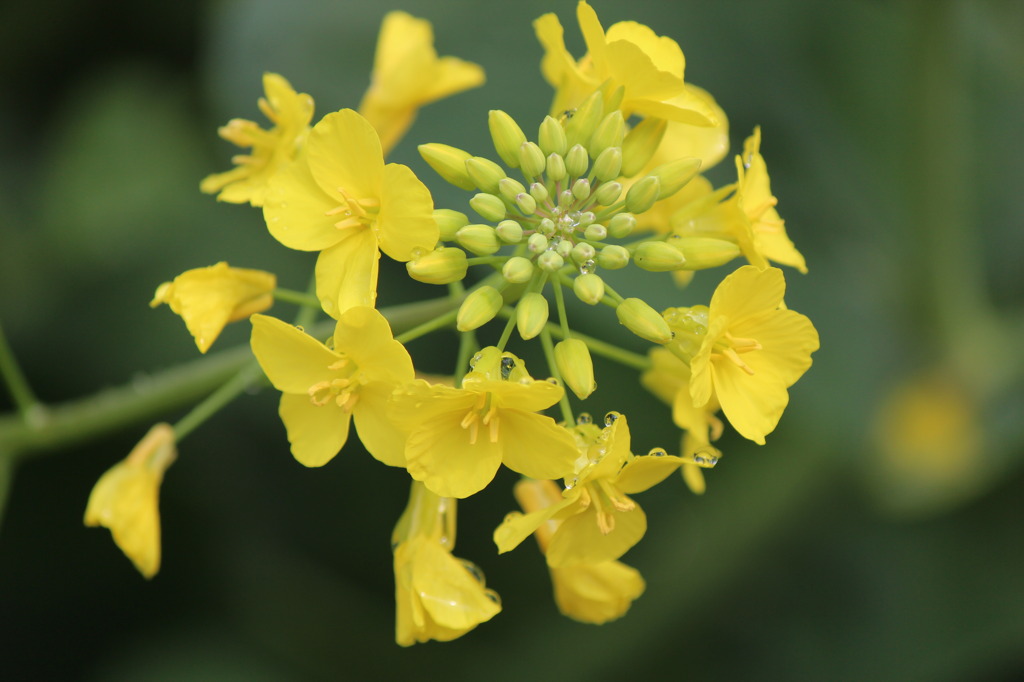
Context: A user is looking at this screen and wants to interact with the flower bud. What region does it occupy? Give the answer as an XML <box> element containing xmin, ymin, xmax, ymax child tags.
<box><xmin>593</xmin><ymin>181</ymin><xmax>621</xmax><ymax>206</ymax></box>
<box><xmin>571</xmin><ymin>242</ymin><xmax>596</xmax><ymax>264</ymax></box>
<box><xmin>607</xmin><ymin>212</ymin><xmax>637</xmax><ymax>239</ymax></box>
<box><xmin>571</xmin><ymin>178</ymin><xmax>591</xmax><ymax>201</ymax></box>
<box><xmin>515</xmin><ymin>193</ymin><xmax>537</xmax><ymax>215</ymax></box>
<box><xmin>592</xmin><ymin>147</ymin><xmax>622</xmax><ymax>183</ymax></box>
<box><xmin>433</xmin><ymin>208</ymin><xmax>469</xmax><ymax>241</ymax></box>
<box><xmin>457</xmin><ymin>285</ymin><xmax>504</xmax><ymax>331</ymax></box>
<box><xmin>554</xmin><ymin>339</ymin><xmax>596</xmax><ymax>399</ymax></box>
<box><xmin>516</xmin><ymin>292</ymin><xmax>549</xmax><ymax>340</ymax></box>
<box><xmin>418</xmin><ymin>143</ymin><xmax>476</xmax><ymax>190</ymax></box>
<box><xmin>527</xmin><ymin>233</ymin><xmax>549</xmax><ymax>253</ymax></box>
<box><xmin>466</xmin><ymin>157</ymin><xmax>507</xmax><ymax>194</ymax></box>
<box><xmin>573</xmin><ymin>273</ymin><xmax>605</xmax><ymax>305</ymax></box>
<box><xmin>565</xmin><ymin>144</ymin><xmax>589</xmax><ymax>178</ymax></box>
<box><xmin>584</xmin><ymin>223</ymin><xmax>608</xmax><ymax>241</ymax></box>
<box><xmin>633</xmin><ymin>241</ymin><xmax>687</xmax><ymax>271</ymax></box>
<box><xmin>597</xmin><ymin>244</ymin><xmax>630</xmax><ymax>269</ymax></box>
<box><xmin>616</xmin><ymin>298</ymin><xmax>673</xmax><ymax>344</ymax></box>
<box><xmin>502</xmin><ymin>256</ymin><xmax>534</xmax><ymax>283</ymax></box>
<box><xmin>648</xmin><ymin>157</ymin><xmax>702</xmax><ymax>199</ymax></box>
<box><xmin>588</xmin><ymin>111</ymin><xmax>625</xmax><ymax>159</ymax></box>
<box><xmin>498</xmin><ymin>177</ymin><xmax>527</xmax><ymax>202</ymax></box>
<box><xmin>670</xmin><ymin>237</ymin><xmax>741</xmax><ymax>270</ymax></box>
<box><xmin>456</xmin><ymin>224</ymin><xmax>501</xmax><ymax>255</ymax></box>
<box><xmin>621</xmin><ymin>117</ymin><xmax>667</xmax><ymax>177</ymax></box>
<box><xmin>519</xmin><ymin>141</ymin><xmax>546</xmax><ymax>178</ymax></box>
<box><xmin>555</xmin><ymin>239</ymin><xmax>573</xmax><ymax>259</ymax></box>
<box><xmin>546</xmin><ymin>153</ymin><xmax>567</xmax><ymax>182</ymax></box>
<box><xmin>530</xmin><ymin>182</ymin><xmax>549</xmax><ymax>204</ymax></box>
<box><xmin>469</xmin><ymin>193</ymin><xmax>506</xmax><ymax>222</ymax></box>
<box><xmin>537</xmin><ymin>218</ymin><xmax>555</xmax><ymax>235</ymax></box>
<box><xmin>488</xmin><ymin>110</ymin><xmax>527</xmax><ymax>167</ymax></box>
<box><xmin>538</xmin><ymin>115</ymin><xmax>568</xmax><ymax>156</ymax></box>
<box><xmin>406</xmin><ymin>247</ymin><xmax>469</xmax><ymax>284</ymax></box>
<box><xmin>537</xmin><ymin>250</ymin><xmax>564</xmax><ymax>272</ymax></box>
<box><xmin>565</xmin><ymin>90</ymin><xmax>603</xmax><ymax>150</ymax></box>
<box><xmin>495</xmin><ymin>220</ymin><xmax>523</xmax><ymax>244</ymax></box>
<box><xmin>624</xmin><ymin>176</ymin><xmax>661</xmax><ymax>214</ymax></box>
<box><xmin>558</xmin><ymin>189</ymin><xmax>574</xmax><ymax>208</ymax></box>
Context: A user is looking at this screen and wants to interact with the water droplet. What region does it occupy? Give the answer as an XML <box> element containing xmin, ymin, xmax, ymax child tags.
<box><xmin>604</xmin><ymin>411</ymin><xmax>620</xmax><ymax>427</ymax></box>
<box><xmin>579</xmin><ymin>259</ymin><xmax>596</xmax><ymax>275</ymax></box>
<box><xmin>547</xmin><ymin>377</ymin><xmax>561</xmax><ymax>386</ymax></box>
<box><xmin>648</xmin><ymin>447</ymin><xmax>668</xmax><ymax>457</ymax></box>
<box><xmin>693</xmin><ymin>454</ymin><xmax>719</xmax><ymax>468</ymax></box>
<box><xmin>294</xmin><ymin>325</ymin><xmax>304</xmax><ymax>333</ymax></box>
<box><xmin>500</xmin><ymin>356</ymin><xmax>516</xmax><ymax>379</ymax></box>
<box><xmin>484</xmin><ymin>589</ymin><xmax>502</xmax><ymax>606</ymax></box>
<box><xmin>470</xmin><ymin>353</ymin><xmax>482</xmax><ymax>368</ymax></box>
<box><xmin>460</xmin><ymin>559</ymin><xmax>485</xmax><ymax>584</ymax></box>
<box><xmin>410</xmin><ymin>246</ymin><xmax>427</xmax><ymax>259</ymax></box>
<box><xmin>564</xmin><ymin>477</ymin><xmax>578</xmax><ymax>491</ymax></box>
<box><xmin>595</xmin><ymin>447</ymin><xmax>607</xmax><ymax>457</ymax></box>
<box><xmin>576</xmin><ymin>412</ymin><xmax>592</xmax><ymax>425</ymax></box>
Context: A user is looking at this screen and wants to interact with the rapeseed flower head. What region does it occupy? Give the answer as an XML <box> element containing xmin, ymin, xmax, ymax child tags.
<box><xmin>150</xmin><ymin>262</ymin><xmax>276</xmax><ymax>353</ymax></box>
<box><xmin>263</xmin><ymin>109</ymin><xmax>437</xmax><ymax>318</ymax></box>
<box><xmin>360</xmin><ymin>11</ymin><xmax>485</xmax><ymax>156</ymax></box>
<box><xmin>84</xmin><ymin>423</ymin><xmax>176</xmax><ymax>579</ymax></box>
<box><xmin>200</xmin><ymin>73</ymin><xmax>314</xmax><ymax>206</ymax></box>
<box><xmin>389</xmin><ymin>347</ymin><xmax>578</xmax><ymax>499</ymax></box>
<box><xmin>249</xmin><ymin>306</ymin><xmax>412</xmax><ymax>467</ymax></box>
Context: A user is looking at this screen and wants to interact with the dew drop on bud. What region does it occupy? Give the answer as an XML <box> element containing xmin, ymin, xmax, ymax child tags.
<box><xmin>576</xmin><ymin>412</ymin><xmax>592</xmax><ymax>425</ymax></box>
<box><xmin>500</xmin><ymin>356</ymin><xmax>516</xmax><ymax>379</ymax></box>
<box><xmin>470</xmin><ymin>352</ymin><xmax>482</xmax><ymax>368</ymax></box>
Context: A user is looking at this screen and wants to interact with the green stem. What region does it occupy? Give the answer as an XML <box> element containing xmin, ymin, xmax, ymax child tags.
<box><xmin>173</xmin><ymin>360</ymin><xmax>264</xmax><ymax>442</ymax></box>
<box><xmin>273</xmin><ymin>287</ymin><xmax>320</xmax><ymax>310</ymax></box>
<box><xmin>291</xmin><ymin>271</ymin><xmax>321</xmax><ymax>330</ymax></box>
<box><xmin>454</xmin><ymin>331</ymin><xmax>479</xmax><ymax>387</ymax></box>
<box><xmin>539</xmin><ymin>327</ymin><xmax>574</xmax><ymax>425</ymax></box>
<box><xmin>495</xmin><ymin>313</ymin><xmax>517</xmax><ymax>351</ymax></box>
<box><xmin>466</xmin><ymin>256</ymin><xmax>509</xmax><ymax>267</ymax></box>
<box><xmin>395</xmin><ymin>309</ymin><xmax>459</xmax><ymax>345</ymax></box>
<box><xmin>552</xmin><ymin>279</ymin><xmax>571</xmax><ymax>338</ymax></box>
<box><xmin>0</xmin><ymin>321</ymin><xmax>40</xmax><ymax>419</ymax></box>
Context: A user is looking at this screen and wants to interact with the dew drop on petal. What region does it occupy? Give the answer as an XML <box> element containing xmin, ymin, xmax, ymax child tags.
<box><xmin>576</xmin><ymin>412</ymin><xmax>592</xmax><ymax>425</ymax></box>
<box><xmin>604</xmin><ymin>411</ymin><xmax>620</xmax><ymax>427</ymax></box>
<box><xmin>648</xmin><ymin>447</ymin><xmax>667</xmax><ymax>457</ymax></box>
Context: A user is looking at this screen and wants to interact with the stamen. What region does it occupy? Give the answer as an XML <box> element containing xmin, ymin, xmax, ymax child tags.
<box><xmin>722</xmin><ymin>348</ymin><xmax>755</xmax><ymax>375</ymax></box>
<box><xmin>257</xmin><ymin>97</ymin><xmax>277</xmax><ymax>124</ymax></box>
<box><xmin>724</xmin><ymin>332</ymin><xmax>762</xmax><ymax>353</ymax></box>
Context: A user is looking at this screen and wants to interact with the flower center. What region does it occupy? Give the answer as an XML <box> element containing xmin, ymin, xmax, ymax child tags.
<box><xmin>325</xmin><ymin>187</ymin><xmax>380</xmax><ymax>231</ymax></box>
<box><xmin>306</xmin><ymin>357</ymin><xmax>360</xmax><ymax>411</ymax></box>
<box><xmin>459</xmin><ymin>392</ymin><xmax>500</xmax><ymax>445</ymax></box>
<box><xmin>712</xmin><ymin>331</ymin><xmax>762</xmax><ymax>375</ymax></box>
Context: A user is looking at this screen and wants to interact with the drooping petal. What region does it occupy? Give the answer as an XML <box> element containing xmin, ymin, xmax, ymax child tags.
<box><xmin>550</xmin><ymin>560</ymin><xmax>645</xmax><ymax>624</ymax></box>
<box><xmin>314</xmin><ymin>228</ymin><xmax>380</xmax><ymax>319</ymax></box>
<box><xmin>546</xmin><ymin>502</ymin><xmax>647</xmax><ymax>568</ymax></box>
<box><xmin>498</xmin><ymin>410</ymin><xmax>579</xmax><ymax>481</ymax></box>
<box><xmin>250</xmin><ymin>314</ymin><xmax>340</xmax><ymax>394</ymax></box>
<box><xmin>278</xmin><ymin>392</ymin><xmax>351</xmax><ymax>467</ymax></box>
<box><xmin>493</xmin><ymin>494</ymin><xmax>579</xmax><ymax>554</ymax></box>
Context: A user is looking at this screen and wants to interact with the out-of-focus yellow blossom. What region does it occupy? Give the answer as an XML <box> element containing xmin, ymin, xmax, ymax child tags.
<box><xmin>200</xmin><ymin>73</ymin><xmax>314</xmax><ymax>206</ymax></box>
<box><xmin>150</xmin><ymin>262</ymin><xmax>275</xmax><ymax>353</ymax></box>
<box><xmin>360</xmin><ymin>11</ymin><xmax>485</xmax><ymax>156</ymax></box>
<box><xmin>494</xmin><ymin>413</ymin><xmax>683</xmax><ymax>567</ymax></box>
<box><xmin>393</xmin><ymin>482</ymin><xmax>500</xmax><ymax>646</ymax></box>
<box><xmin>514</xmin><ymin>477</ymin><xmax>645</xmax><ymax>624</ymax></box>
<box><xmin>682</xmin><ymin>266</ymin><xmax>819</xmax><ymax>444</ymax></box>
<box><xmin>389</xmin><ymin>347</ymin><xmax>577</xmax><ymax>499</ymax></box>
<box><xmin>263</xmin><ymin>109</ymin><xmax>437</xmax><ymax>318</ymax></box>
<box><xmin>534</xmin><ymin>1</ymin><xmax>715</xmax><ymax>126</ymax></box>
<box><xmin>84</xmin><ymin>423</ymin><xmax>176</xmax><ymax>579</ymax></box>
<box><xmin>249</xmin><ymin>307</ymin><xmax>412</xmax><ymax>467</ymax></box>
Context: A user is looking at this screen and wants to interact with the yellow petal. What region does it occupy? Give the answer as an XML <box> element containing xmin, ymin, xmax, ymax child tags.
<box><xmin>551</xmin><ymin>560</ymin><xmax>645</xmax><ymax>624</ymax></box>
<box><xmin>278</xmin><ymin>392</ymin><xmax>351</xmax><ymax>467</ymax></box>
<box><xmin>411</xmin><ymin>541</ymin><xmax>501</xmax><ymax>630</ymax></box>
<box><xmin>732</xmin><ymin>308</ymin><xmax>819</xmax><ymax>388</ymax></box>
<box><xmin>546</xmin><ymin>502</ymin><xmax>647</xmax><ymax>568</ymax></box>
<box><xmin>420</xmin><ymin>57</ymin><xmax>486</xmax><ymax>102</ymax></box>
<box><xmin>332</xmin><ymin>306</ymin><xmax>413</xmax><ymax>385</ymax></box>
<box><xmin>263</xmin><ymin>158</ymin><xmax>343</xmax><ymax>251</ymax></box>
<box><xmin>576</xmin><ymin>0</ymin><xmax>610</xmax><ymax>75</ymax></box>
<box><xmin>352</xmin><ymin>381</ymin><xmax>408</xmax><ymax>468</ymax></box>
<box><xmin>314</xmin><ymin>229</ymin><xmax>380</xmax><ymax>319</ymax></box>
<box><xmin>498</xmin><ymin>410</ymin><xmax>579</xmax><ymax>481</ymax></box>
<box><xmin>606</xmin><ymin>21</ymin><xmax>684</xmax><ymax>78</ymax></box>
<box><xmin>493</xmin><ymin>496</ymin><xmax>577</xmax><ymax>554</ymax></box>
<box><xmin>377</xmin><ymin>163</ymin><xmax>438</xmax><ymax>261</ymax></box>
<box><xmin>616</xmin><ymin>454</ymin><xmax>686</xmax><ymax>494</ymax></box>
<box><xmin>710</xmin><ymin>265</ymin><xmax>786</xmax><ymax>322</ymax></box>
<box><xmin>306</xmin><ymin>109</ymin><xmax>384</xmax><ymax>200</ymax></box>
<box><xmin>405</xmin><ymin>410</ymin><xmax>503</xmax><ymax>498</ymax></box>
<box><xmin>250</xmin><ymin>314</ymin><xmax>340</xmax><ymax>394</ymax></box>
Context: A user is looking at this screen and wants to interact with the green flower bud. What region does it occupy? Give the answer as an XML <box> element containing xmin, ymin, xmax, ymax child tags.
<box><xmin>634</xmin><ymin>241</ymin><xmax>687</xmax><ymax>271</ymax></box>
<box><xmin>537</xmin><ymin>250</ymin><xmax>564</xmax><ymax>272</ymax></box>
<box><xmin>538</xmin><ymin>115</ymin><xmax>568</xmax><ymax>156</ymax></box>
<box><xmin>456</xmin><ymin>224</ymin><xmax>501</xmax><ymax>255</ymax></box>
<box><xmin>469</xmin><ymin>193</ymin><xmax>506</xmax><ymax>222</ymax></box>
<box><xmin>537</xmin><ymin>218</ymin><xmax>555</xmax><ymax>235</ymax></box>
<box><xmin>571</xmin><ymin>242</ymin><xmax>596</xmax><ymax>264</ymax></box>
<box><xmin>565</xmin><ymin>144</ymin><xmax>589</xmax><ymax>178</ymax></box>
<box><xmin>616</xmin><ymin>298</ymin><xmax>673</xmax><ymax>344</ymax></box>
<box><xmin>597</xmin><ymin>244</ymin><xmax>630</xmax><ymax>269</ymax></box>
<box><xmin>572</xmin><ymin>178</ymin><xmax>591</xmax><ymax>201</ymax></box>
<box><xmin>516</xmin><ymin>292</ymin><xmax>549</xmax><ymax>340</ymax></box>
<box><xmin>488</xmin><ymin>110</ymin><xmax>527</xmax><ymax>168</ymax></box>
<box><xmin>625</xmin><ymin>176</ymin><xmax>661</xmax><ymax>214</ymax></box>
<box><xmin>495</xmin><ymin>220</ymin><xmax>523</xmax><ymax>243</ymax></box>
<box><xmin>593</xmin><ymin>181</ymin><xmax>622</xmax><ymax>206</ymax></box>
<box><xmin>433</xmin><ymin>208</ymin><xmax>469</xmax><ymax>241</ymax></box>
<box><xmin>579</xmin><ymin>211</ymin><xmax>596</xmax><ymax>226</ymax></box>
<box><xmin>592</xmin><ymin>147</ymin><xmax>622</xmax><ymax>183</ymax></box>
<box><xmin>418</xmin><ymin>143</ymin><xmax>476</xmax><ymax>190</ymax></box>
<box><xmin>530</xmin><ymin>182</ymin><xmax>549</xmax><ymax>204</ymax></box>
<box><xmin>519</xmin><ymin>141</ymin><xmax>546</xmax><ymax>178</ymax></box>
<box><xmin>406</xmin><ymin>247</ymin><xmax>469</xmax><ymax>285</ymax></box>
<box><xmin>558</xmin><ymin>189</ymin><xmax>574</xmax><ymax>208</ymax></box>
<box><xmin>515</xmin><ymin>193</ymin><xmax>537</xmax><ymax>215</ymax></box>
<box><xmin>554</xmin><ymin>339</ymin><xmax>596</xmax><ymax>399</ymax></box>
<box><xmin>527</xmin><ymin>233</ymin><xmax>549</xmax><ymax>253</ymax></box>
<box><xmin>573</xmin><ymin>273</ymin><xmax>605</xmax><ymax>305</ymax></box>
<box><xmin>546</xmin><ymin>153</ymin><xmax>567</xmax><ymax>182</ymax></box>
<box><xmin>584</xmin><ymin>223</ymin><xmax>608</xmax><ymax>241</ymax></box>
<box><xmin>565</xmin><ymin>90</ymin><xmax>604</xmax><ymax>150</ymax></box>
<box><xmin>502</xmin><ymin>256</ymin><xmax>534</xmax><ymax>283</ymax></box>
<box><xmin>607</xmin><ymin>212</ymin><xmax>637</xmax><ymax>239</ymax></box>
<box><xmin>457</xmin><ymin>285</ymin><xmax>503</xmax><ymax>331</ymax></box>
<box><xmin>498</xmin><ymin>177</ymin><xmax>527</xmax><ymax>201</ymax></box>
<box><xmin>621</xmin><ymin>117</ymin><xmax>667</xmax><ymax>177</ymax></box>
<box><xmin>555</xmin><ymin>239</ymin><xmax>573</xmax><ymax>259</ymax></box>
<box><xmin>589</xmin><ymin>111</ymin><xmax>625</xmax><ymax>159</ymax></box>
<box><xmin>466</xmin><ymin>157</ymin><xmax>507</xmax><ymax>194</ymax></box>
<box><xmin>648</xmin><ymin>157</ymin><xmax>702</xmax><ymax>199</ymax></box>
<box><xmin>669</xmin><ymin>236</ymin><xmax>741</xmax><ymax>270</ymax></box>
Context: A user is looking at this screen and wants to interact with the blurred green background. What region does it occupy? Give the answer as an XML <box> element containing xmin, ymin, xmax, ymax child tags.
<box><xmin>1</xmin><ymin>0</ymin><xmax>1022</xmax><ymax>679</ymax></box>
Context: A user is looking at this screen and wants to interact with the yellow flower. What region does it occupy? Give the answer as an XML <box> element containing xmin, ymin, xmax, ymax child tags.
<box><xmin>200</xmin><ymin>73</ymin><xmax>314</xmax><ymax>206</ymax></box>
<box><xmin>389</xmin><ymin>347</ymin><xmax>578</xmax><ymax>499</ymax></box>
<box><xmin>534</xmin><ymin>1</ymin><xmax>714</xmax><ymax>125</ymax></box>
<box><xmin>393</xmin><ymin>482</ymin><xmax>500</xmax><ymax>646</ymax></box>
<box><xmin>84</xmin><ymin>423</ymin><xmax>176</xmax><ymax>579</ymax></box>
<box><xmin>494</xmin><ymin>413</ymin><xmax>683</xmax><ymax>567</ymax></box>
<box><xmin>263</xmin><ymin>109</ymin><xmax>438</xmax><ymax>318</ymax></box>
<box><xmin>151</xmin><ymin>262</ymin><xmax>276</xmax><ymax>353</ymax></box>
<box><xmin>685</xmin><ymin>266</ymin><xmax>819</xmax><ymax>444</ymax></box>
<box><xmin>249</xmin><ymin>307</ymin><xmax>413</xmax><ymax>467</ymax></box>
<box><xmin>360</xmin><ymin>11</ymin><xmax>485</xmax><ymax>156</ymax></box>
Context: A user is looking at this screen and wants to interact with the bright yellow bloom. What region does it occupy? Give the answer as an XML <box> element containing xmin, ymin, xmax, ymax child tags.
<box><xmin>263</xmin><ymin>109</ymin><xmax>438</xmax><ymax>318</ymax></box>
<box><xmin>84</xmin><ymin>423</ymin><xmax>176</xmax><ymax>579</ymax></box>
<box><xmin>494</xmin><ymin>414</ymin><xmax>683</xmax><ymax>567</ymax></box>
<box><xmin>393</xmin><ymin>482</ymin><xmax>500</xmax><ymax>646</ymax></box>
<box><xmin>389</xmin><ymin>347</ymin><xmax>578</xmax><ymax>499</ymax></box>
<box><xmin>534</xmin><ymin>1</ymin><xmax>714</xmax><ymax>125</ymax></box>
<box><xmin>200</xmin><ymin>73</ymin><xmax>314</xmax><ymax>206</ymax></box>
<box><xmin>360</xmin><ymin>11</ymin><xmax>485</xmax><ymax>156</ymax></box>
<box><xmin>685</xmin><ymin>266</ymin><xmax>819</xmax><ymax>444</ymax></box>
<box><xmin>150</xmin><ymin>262</ymin><xmax>275</xmax><ymax>353</ymax></box>
<box><xmin>249</xmin><ymin>307</ymin><xmax>413</xmax><ymax>467</ymax></box>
